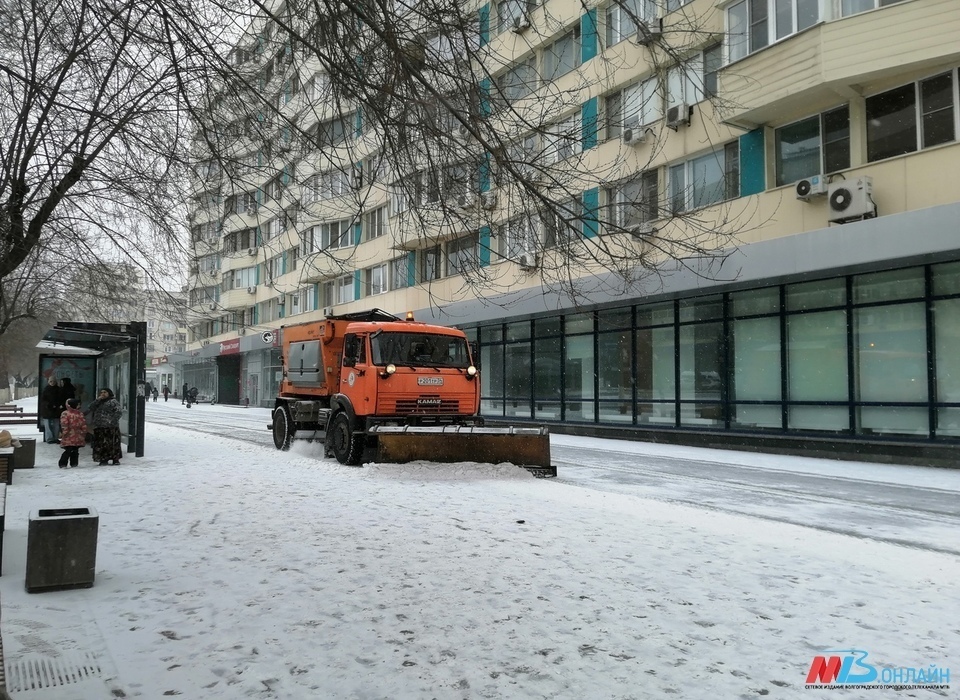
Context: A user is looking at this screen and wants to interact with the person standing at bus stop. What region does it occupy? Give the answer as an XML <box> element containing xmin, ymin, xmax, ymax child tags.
<box><xmin>182</xmin><ymin>382</ymin><xmax>188</xmax><ymax>405</ymax></box>
<box><xmin>86</xmin><ymin>388</ymin><xmax>123</xmax><ymax>465</ymax></box>
<box><xmin>40</xmin><ymin>375</ymin><xmax>63</xmax><ymax>443</ymax></box>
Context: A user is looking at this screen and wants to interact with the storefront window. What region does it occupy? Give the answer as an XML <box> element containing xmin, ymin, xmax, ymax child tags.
<box><xmin>505</xmin><ymin>341</ymin><xmax>532</xmax><ymax>417</ymax></box>
<box><xmin>481</xmin><ymin>343</ymin><xmax>504</xmax><ymax>417</ymax></box>
<box><xmin>565</xmin><ymin>334</ymin><xmax>595</xmax><ymax>421</ymax></box>
<box><xmin>679</xmin><ymin>322</ymin><xmax>723</xmax><ymax>425</ymax></box>
<box><xmin>787</xmin><ymin>310</ymin><xmax>848</xmax><ymax>430</ymax></box>
<box><xmin>598</xmin><ymin>331</ymin><xmax>633</xmax><ymax>423</ymax></box>
<box><xmin>935</xmin><ymin>298</ymin><xmax>960</xmax><ymax>403</ymax></box>
<box><xmin>731</xmin><ymin>316</ymin><xmax>781</xmax><ymax>428</ymax></box>
<box><xmin>854</xmin><ymin>303</ymin><xmax>928</xmax><ymax>434</ymax></box>
<box><xmin>534</xmin><ymin>337</ymin><xmax>562</xmax><ymax>419</ymax></box>
<box><xmin>786</xmin><ymin>278</ymin><xmax>845</xmax><ymax>311</ymax></box>
<box><xmin>933</xmin><ymin>261</ymin><xmax>960</xmax><ymax>297</ymax></box>
<box><xmin>505</xmin><ymin>321</ymin><xmax>531</xmax><ymax>341</ymax></box>
<box><xmin>853</xmin><ymin>267</ymin><xmax>924</xmax><ymax>304</ymax></box>
<box><xmin>636</xmin><ymin>326</ymin><xmax>675</xmax><ymax>409</ymax></box>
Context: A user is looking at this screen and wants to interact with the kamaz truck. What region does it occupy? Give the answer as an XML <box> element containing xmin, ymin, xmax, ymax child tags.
<box><xmin>268</xmin><ymin>309</ymin><xmax>555</xmax><ymax>476</ymax></box>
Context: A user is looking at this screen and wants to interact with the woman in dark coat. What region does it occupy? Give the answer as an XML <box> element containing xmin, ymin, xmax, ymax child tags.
<box><xmin>39</xmin><ymin>375</ymin><xmax>63</xmax><ymax>443</ymax></box>
<box><xmin>86</xmin><ymin>388</ymin><xmax>123</xmax><ymax>465</ymax></box>
<box><xmin>60</xmin><ymin>377</ymin><xmax>76</xmax><ymax>405</ymax></box>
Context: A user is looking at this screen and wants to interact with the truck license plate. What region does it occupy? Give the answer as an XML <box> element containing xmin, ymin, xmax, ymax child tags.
<box><xmin>417</xmin><ymin>377</ymin><xmax>444</xmax><ymax>386</ymax></box>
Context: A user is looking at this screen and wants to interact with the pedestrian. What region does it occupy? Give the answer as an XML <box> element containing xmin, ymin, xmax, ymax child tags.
<box><xmin>152</xmin><ymin>385</ymin><xmax>159</xmax><ymax>402</ymax></box>
<box><xmin>162</xmin><ymin>385</ymin><xmax>170</xmax><ymax>402</ymax></box>
<box><xmin>186</xmin><ymin>386</ymin><xmax>199</xmax><ymax>408</ymax></box>
<box><xmin>85</xmin><ymin>388</ymin><xmax>123</xmax><ymax>465</ymax></box>
<box><xmin>58</xmin><ymin>399</ymin><xmax>86</xmax><ymax>468</ymax></box>
<box><xmin>39</xmin><ymin>375</ymin><xmax>63</xmax><ymax>443</ymax></box>
<box><xmin>182</xmin><ymin>382</ymin><xmax>188</xmax><ymax>405</ymax></box>
<box><xmin>60</xmin><ymin>377</ymin><xmax>76</xmax><ymax>406</ymax></box>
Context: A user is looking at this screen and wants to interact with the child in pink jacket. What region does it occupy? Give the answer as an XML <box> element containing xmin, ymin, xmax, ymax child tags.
<box><xmin>59</xmin><ymin>399</ymin><xmax>87</xmax><ymax>468</ymax></box>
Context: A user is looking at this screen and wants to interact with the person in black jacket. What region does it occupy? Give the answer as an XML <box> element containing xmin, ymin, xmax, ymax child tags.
<box><xmin>40</xmin><ymin>375</ymin><xmax>63</xmax><ymax>443</ymax></box>
<box><xmin>60</xmin><ymin>377</ymin><xmax>76</xmax><ymax>406</ymax></box>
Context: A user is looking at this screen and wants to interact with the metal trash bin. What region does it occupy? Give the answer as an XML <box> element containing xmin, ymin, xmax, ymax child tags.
<box><xmin>25</xmin><ymin>507</ymin><xmax>99</xmax><ymax>593</ymax></box>
<box><xmin>11</xmin><ymin>437</ymin><xmax>36</xmax><ymax>470</ymax></box>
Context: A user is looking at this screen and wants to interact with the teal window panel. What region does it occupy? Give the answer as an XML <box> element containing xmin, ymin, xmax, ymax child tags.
<box><xmin>407</xmin><ymin>251</ymin><xmax>416</xmax><ymax>286</ymax></box>
<box><xmin>354</xmin><ymin>221</ymin><xmax>362</xmax><ymax>246</ymax></box>
<box><xmin>479</xmin><ymin>226</ymin><xmax>491</xmax><ymax>267</ymax></box>
<box><xmin>282</xmin><ymin>251</ymin><xmax>287</xmax><ymax>275</ymax></box>
<box><xmin>313</xmin><ymin>283</ymin><xmax>320</xmax><ymax>310</ymax></box>
<box><xmin>480</xmin><ymin>154</ymin><xmax>491</xmax><ymax>192</ymax></box>
<box><xmin>581</xmin><ymin>10</ymin><xmax>598</xmax><ymax>63</ymax></box>
<box><xmin>581</xmin><ymin>97</ymin><xmax>598</xmax><ymax>150</ymax></box>
<box><xmin>480</xmin><ymin>78</ymin><xmax>492</xmax><ymax>117</ymax></box>
<box><xmin>582</xmin><ymin>188</ymin><xmax>599</xmax><ymax>238</ymax></box>
<box><xmin>479</xmin><ymin>5</ymin><xmax>490</xmax><ymax>46</ymax></box>
<box><xmin>354</xmin><ymin>270</ymin><xmax>362</xmax><ymax>299</ymax></box>
<box><xmin>740</xmin><ymin>128</ymin><xmax>765</xmax><ymax>196</ymax></box>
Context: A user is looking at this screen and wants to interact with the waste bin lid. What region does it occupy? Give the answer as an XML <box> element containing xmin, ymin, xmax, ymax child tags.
<box><xmin>31</xmin><ymin>507</ymin><xmax>99</xmax><ymax>520</ymax></box>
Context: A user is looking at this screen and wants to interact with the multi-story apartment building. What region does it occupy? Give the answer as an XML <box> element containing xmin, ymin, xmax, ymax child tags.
<box><xmin>180</xmin><ymin>0</ymin><xmax>960</xmax><ymax>461</ymax></box>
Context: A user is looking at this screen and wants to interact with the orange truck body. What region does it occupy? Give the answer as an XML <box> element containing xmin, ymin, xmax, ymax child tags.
<box><xmin>269</xmin><ymin>309</ymin><xmax>554</xmax><ymax>475</ymax></box>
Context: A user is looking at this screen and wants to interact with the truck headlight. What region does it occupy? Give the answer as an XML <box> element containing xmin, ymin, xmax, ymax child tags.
<box><xmin>466</xmin><ymin>366</ymin><xmax>477</xmax><ymax>379</ymax></box>
<box><xmin>384</xmin><ymin>364</ymin><xmax>397</xmax><ymax>377</ymax></box>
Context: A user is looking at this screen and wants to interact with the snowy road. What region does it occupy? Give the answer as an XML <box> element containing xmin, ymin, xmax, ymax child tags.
<box><xmin>145</xmin><ymin>401</ymin><xmax>960</xmax><ymax>556</ymax></box>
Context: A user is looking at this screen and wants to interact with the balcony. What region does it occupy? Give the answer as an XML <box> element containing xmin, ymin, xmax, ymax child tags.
<box><xmin>219</xmin><ymin>286</ymin><xmax>258</xmax><ymax>310</ymax></box>
<box><xmin>718</xmin><ymin>0</ymin><xmax>960</xmax><ymax>128</ymax></box>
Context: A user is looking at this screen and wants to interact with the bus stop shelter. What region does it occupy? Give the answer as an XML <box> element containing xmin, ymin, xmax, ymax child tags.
<box><xmin>38</xmin><ymin>321</ymin><xmax>148</xmax><ymax>457</ymax></box>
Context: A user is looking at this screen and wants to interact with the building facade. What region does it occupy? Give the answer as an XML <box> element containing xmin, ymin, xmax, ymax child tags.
<box><xmin>182</xmin><ymin>0</ymin><xmax>960</xmax><ymax>460</ymax></box>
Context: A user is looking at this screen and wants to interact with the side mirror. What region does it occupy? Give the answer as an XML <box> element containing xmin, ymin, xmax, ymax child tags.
<box><xmin>469</xmin><ymin>341</ymin><xmax>480</xmax><ymax>370</ymax></box>
<box><xmin>343</xmin><ymin>335</ymin><xmax>360</xmax><ymax>367</ymax></box>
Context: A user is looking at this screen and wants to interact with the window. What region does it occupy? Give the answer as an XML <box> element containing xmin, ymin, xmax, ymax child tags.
<box><xmin>666</xmin><ymin>58</ymin><xmax>704</xmax><ymax>110</ymax></box>
<box><xmin>391</xmin><ymin>256</ymin><xmax>411</xmax><ymax>290</ymax></box>
<box><xmin>543</xmin><ymin>29</ymin><xmax>580</xmax><ymax>83</ymax></box>
<box><xmin>309</xmin><ymin>170</ymin><xmax>350</xmax><ymax>201</ymax></box>
<box><xmin>390</xmin><ymin>182</ymin><xmax>409</xmax><ymax>216</ymax></box>
<box><xmin>841</xmin><ymin>0</ymin><xmax>907</xmax><ymax>17</ymax></box>
<box><xmin>703</xmin><ymin>43</ymin><xmax>722</xmax><ymax>98</ymax></box>
<box><xmin>420</xmin><ymin>246</ymin><xmax>442</xmax><ymax>282</ymax></box>
<box><xmin>544</xmin><ymin>114</ymin><xmax>582</xmax><ymax>163</ymax></box>
<box><xmin>233</xmin><ymin>266</ymin><xmax>257</xmax><ymax>289</ymax></box>
<box><xmin>266</xmin><ymin>255</ymin><xmax>283</xmax><ymax>282</ymax></box>
<box><xmin>496</xmin><ymin>58</ymin><xmax>537</xmax><ymax>104</ymax></box>
<box><xmin>288</xmin><ymin>246</ymin><xmax>299</xmax><ymax>272</ymax></box>
<box><xmin>199</xmin><ymin>254</ymin><xmax>219</xmax><ymax>274</ymax></box>
<box><xmin>314</xmin><ymin>113</ymin><xmax>355</xmax><ymax>147</ymax></box>
<box><xmin>775</xmin><ymin>106</ymin><xmax>850</xmax><ymax>186</ymax></box>
<box><xmin>605</xmin><ymin>77</ymin><xmax>661</xmax><ymax>140</ymax></box>
<box><xmin>669</xmin><ymin>142</ymin><xmax>740</xmax><ymax>212</ymax></box>
<box><xmin>264</xmin><ymin>217</ymin><xmax>285</xmax><ymax>241</ymax></box>
<box><xmin>607</xmin><ymin>171</ymin><xmax>659</xmax><ymax>230</ymax></box>
<box><xmin>365</xmin><ymin>264</ymin><xmax>388</xmax><ymax>295</ymax></box>
<box><xmin>496</xmin><ymin>216</ymin><xmax>537</xmax><ymax>260</ymax></box>
<box><xmin>498</xmin><ymin>0</ymin><xmax>532</xmax><ymax>33</ymax></box>
<box><xmin>264</xmin><ymin>176</ymin><xmax>283</xmax><ymax>201</ymax></box>
<box><xmin>544</xmin><ymin>197</ymin><xmax>583</xmax><ymax>247</ymax></box>
<box><xmin>606</xmin><ymin>0</ymin><xmax>658</xmax><ymax>46</ymax></box>
<box><xmin>866</xmin><ymin>72</ymin><xmax>956</xmax><ymax>162</ymax></box>
<box><xmin>446</xmin><ymin>233</ymin><xmax>480</xmax><ymax>277</ymax></box>
<box><xmin>304</xmin><ymin>72</ymin><xmax>330</xmax><ymax>101</ymax></box>
<box><xmin>226</xmin><ymin>191</ymin><xmax>257</xmax><ymax>215</ymax></box>
<box><xmin>363</xmin><ymin>206</ymin><xmax>387</xmax><ymax>241</ymax></box>
<box><xmin>727</xmin><ymin>0</ymin><xmax>818</xmax><ymax>61</ymax></box>
<box><xmin>305</xmin><ymin>219</ymin><xmax>353</xmax><ymax>252</ymax></box>
<box><xmin>224</xmin><ymin>227</ymin><xmax>256</xmax><ymax>253</ymax></box>
<box><xmin>336</xmin><ymin>275</ymin><xmax>355</xmax><ymax>304</ymax></box>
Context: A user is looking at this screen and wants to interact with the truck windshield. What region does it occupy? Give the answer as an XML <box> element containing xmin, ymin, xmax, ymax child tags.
<box><xmin>371</xmin><ymin>332</ymin><xmax>471</xmax><ymax>368</ymax></box>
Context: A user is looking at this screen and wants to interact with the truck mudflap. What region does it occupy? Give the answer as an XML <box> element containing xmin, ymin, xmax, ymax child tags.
<box><xmin>368</xmin><ymin>425</ymin><xmax>557</xmax><ymax>478</ymax></box>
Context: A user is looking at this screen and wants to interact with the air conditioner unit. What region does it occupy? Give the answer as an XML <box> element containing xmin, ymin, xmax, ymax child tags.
<box><xmin>456</xmin><ymin>193</ymin><xmax>476</xmax><ymax>210</ymax></box>
<box><xmin>635</xmin><ymin>20</ymin><xmax>662</xmax><ymax>47</ymax></box>
<box><xmin>666</xmin><ymin>103</ymin><xmax>691</xmax><ymax>130</ymax></box>
<box><xmin>622</xmin><ymin>127</ymin><xmax>649</xmax><ymax>146</ymax></box>
<box><xmin>796</xmin><ymin>175</ymin><xmax>829</xmax><ymax>200</ymax></box>
<box><xmin>208</xmin><ymin>303</ymin><xmax>216</xmax><ymax>311</ymax></box>
<box><xmin>277</xmin><ymin>295</ymin><xmax>285</xmax><ymax>305</ymax></box>
<box><xmin>480</xmin><ymin>191</ymin><xmax>498</xmax><ymax>210</ymax></box>
<box><xmin>518</xmin><ymin>252</ymin><xmax>538</xmax><ymax>270</ymax></box>
<box><xmin>322</xmin><ymin>306</ymin><xmax>334</xmax><ymax>317</ymax></box>
<box><xmin>247</xmin><ymin>247</ymin><xmax>257</xmax><ymax>256</ymax></box>
<box><xmin>247</xmin><ymin>286</ymin><xmax>257</xmax><ymax>294</ymax></box>
<box><xmin>239</xmin><ymin>327</ymin><xmax>247</xmax><ymax>335</ymax></box>
<box><xmin>828</xmin><ymin>176</ymin><xmax>875</xmax><ymax>223</ymax></box>
<box><xmin>511</xmin><ymin>14</ymin><xmax>531</xmax><ymax>33</ymax></box>
<box><xmin>265</xmin><ymin>280</ymin><xmax>274</xmax><ymax>288</ymax></box>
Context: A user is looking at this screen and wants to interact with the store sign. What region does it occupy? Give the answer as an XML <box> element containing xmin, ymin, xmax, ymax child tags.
<box><xmin>219</xmin><ymin>339</ymin><xmax>240</xmax><ymax>355</ymax></box>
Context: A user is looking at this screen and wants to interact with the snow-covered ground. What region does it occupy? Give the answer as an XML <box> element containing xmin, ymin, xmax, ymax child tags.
<box><xmin>0</xmin><ymin>397</ymin><xmax>957</xmax><ymax>699</ymax></box>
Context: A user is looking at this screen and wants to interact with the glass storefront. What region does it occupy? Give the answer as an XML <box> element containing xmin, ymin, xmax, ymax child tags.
<box><xmin>472</xmin><ymin>261</ymin><xmax>960</xmax><ymax>441</ymax></box>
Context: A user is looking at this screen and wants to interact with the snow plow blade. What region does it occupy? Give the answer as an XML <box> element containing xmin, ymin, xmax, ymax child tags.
<box><xmin>370</xmin><ymin>425</ymin><xmax>556</xmax><ymax>478</ymax></box>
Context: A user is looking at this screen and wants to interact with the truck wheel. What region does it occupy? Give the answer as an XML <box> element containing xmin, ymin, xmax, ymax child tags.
<box><xmin>273</xmin><ymin>404</ymin><xmax>293</xmax><ymax>451</ymax></box>
<box><xmin>329</xmin><ymin>412</ymin><xmax>363</xmax><ymax>466</ymax></box>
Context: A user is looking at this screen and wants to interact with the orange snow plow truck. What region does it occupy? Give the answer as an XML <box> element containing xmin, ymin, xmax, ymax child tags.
<box><xmin>269</xmin><ymin>309</ymin><xmax>556</xmax><ymax>477</ymax></box>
